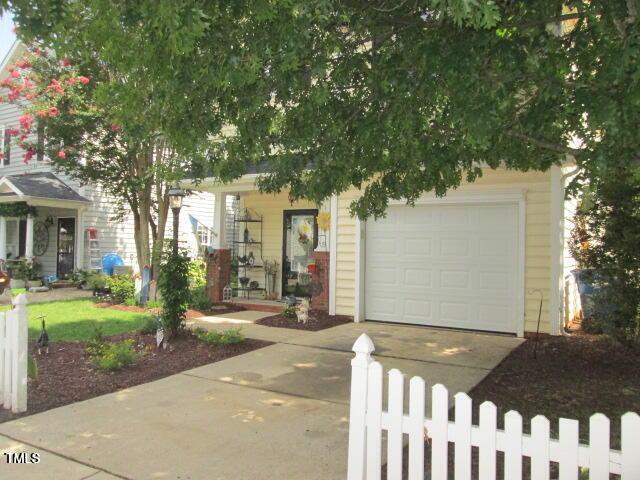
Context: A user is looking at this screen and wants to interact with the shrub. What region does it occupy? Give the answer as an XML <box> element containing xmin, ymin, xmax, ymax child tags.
<box><xmin>107</xmin><ymin>274</ymin><xmax>136</xmax><ymax>304</ymax></box>
<box><xmin>90</xmin><ymin>339</ymin><xmax>141</xmax><ymax>371</ymax></box>
<box><xmin>158</xmin><ymin>251</ymin><xmax>191</xmax><ymax>338</ymax></box>
<box><xmin>86</xmin><ymin>324</ymin><xmax>106</xmax><ymax>356</ymax></box>
<box><xmin>146</xmin><ymin>299</ymin><xmax>163</xmax><ymax>309</ymax></box>
<box><xmin>193</xmin><ymin>327</ymin><xmax>245</xmax><ymax>346</ymax></box>
<box><xmin>138</xmin><ymin>316</ymin><xmax>160</xmax><ymax>335</ymax></box>
<box><xmin>86</xmin><ymin>272</ymin><xmax>107</xmax><ymax>290</ymax></box>
<box><xmin>282</xmin><ymin>306</ymin><xmax>297</xmax><ymax>319</ymax></box>
<box><xmin>189</xmin><ymin>287</ymin><xmax>211</xmax><ymax>311</ymax></box>
<box><xmin>188</xmin><ymin>259</ymin><xmax>207</xmax><ymax>288</ymax></box>
<box><xmin>28</xmin><ymin>355</ymin><xmax>38</xmax><ymax>380</ymax></box>
<box><xmin>570</xmin><ymin>169</ymin><xmax>640</xmax><ymax>347</ymax></box>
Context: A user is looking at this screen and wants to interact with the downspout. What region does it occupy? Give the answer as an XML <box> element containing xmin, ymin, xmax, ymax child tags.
<box><xmin>559</xmin><ymin>164</ymin><xmax>580</xmax><ymax>336</ymax></box>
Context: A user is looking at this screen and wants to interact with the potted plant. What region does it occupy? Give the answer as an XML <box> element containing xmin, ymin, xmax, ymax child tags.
<box><xmin>239</xmin><ymin>276</ymin><xmax>250</xmax><ymax>288</ymax></box>
<box><xmin>26</xmin><ymin>260</ymin><xmax>42</xmax><ymax>288</ymax></box>
<box><xmin>9</xmin><ymin>260</ymin><xmax>28</xmax><ymax>289</ymax></box>
<box><xmin>307</xmin><ymin>259</ymin><xmax>317</xmax><ymax>274</ymax></box>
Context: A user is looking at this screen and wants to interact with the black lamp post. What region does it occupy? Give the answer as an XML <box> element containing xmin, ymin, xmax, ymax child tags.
<box><xmin>167</xmin><ymin>186</ymin><xmax>185</xmax><ymax>255</ymax></box>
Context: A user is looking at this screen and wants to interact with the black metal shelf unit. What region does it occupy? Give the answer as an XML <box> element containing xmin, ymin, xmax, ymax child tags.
<box><xmin>232</xmin><ymin>208</ymin><xmax>266</xmax><ymax>299</ymax></box>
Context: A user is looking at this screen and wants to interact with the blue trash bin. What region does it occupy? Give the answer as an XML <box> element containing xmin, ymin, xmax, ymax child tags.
<box><xmin>102</xmin><ymin>253</ymin><xmax>124</xmax><ymax>276</ymax></box>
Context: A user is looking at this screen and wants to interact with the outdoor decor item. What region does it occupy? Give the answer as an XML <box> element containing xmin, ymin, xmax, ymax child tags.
<box><xmin>33</xmin><ymin>221</ymin><xmax>49</xmax><ymax>256</ymax></box>
<box><xmin>223</xmin><ymin>285</ymin><xmax>233</xmax><ymax>302</ymax></box>
<box><xmin>298</xmin><ymin>220</ymin><xmax>312</xmax><ymax>245</ymax></box>
<box><xmin>35</xmin><ymin>315</ymin><xmax>49</xmax><ymax>355</ymax></box>
<box><xmin>296</xmin><ymin>298</ymin><xmax>310</xmax><ymax>324</ymax></box>
<box><xmin>316</xmin><ymin>211</ymin><xmax>330</xmax><ymax>251</ymax></box>
<box><xmin>249</xmin><ymin>280</ymin><xmax>259</xmax><ymax>289</ymax></box>
<box><xmin>239</xmin><ymin>276</ymin><xmax>250</xmax><ymax>287</ymax></box>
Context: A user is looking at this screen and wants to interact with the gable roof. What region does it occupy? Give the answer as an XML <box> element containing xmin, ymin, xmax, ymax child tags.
<box><xmin>0</xmin><ymin>172</ymin><xmax>89</xmax><ymax>203</ymax></box>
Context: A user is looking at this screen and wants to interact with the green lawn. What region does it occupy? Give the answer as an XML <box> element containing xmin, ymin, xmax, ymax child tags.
<box><xmin>5</xmin><ymin>299</ymin><xmax>154</xmax><ymax>342</ymax></box>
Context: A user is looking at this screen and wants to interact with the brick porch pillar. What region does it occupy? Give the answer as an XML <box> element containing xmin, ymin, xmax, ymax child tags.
<box><xmin>206</xmin><ymin>249</ymin><xmax>231</xmax><ymax>303</ymax></box>
<box><xmin>311</xmin><ymin>251</ymin><xmax>330</xmax><ymax>312</ymax></box>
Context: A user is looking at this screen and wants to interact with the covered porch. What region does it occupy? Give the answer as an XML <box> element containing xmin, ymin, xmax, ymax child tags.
<box><xmin>0</xmin><ymin>172</ymin><xmax>90</xmax><ymax>279</ymax></box>
<box><xmin>185</xmin><ymin>175</ymin><xmax>337</xmax><ymax>313</ymax></box>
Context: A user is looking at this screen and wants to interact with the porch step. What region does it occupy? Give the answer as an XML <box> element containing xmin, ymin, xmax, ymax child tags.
<box><xmin>231</xmin><ymin>298</ymin><xmax>285</xmax><ymax>314</ymax></box>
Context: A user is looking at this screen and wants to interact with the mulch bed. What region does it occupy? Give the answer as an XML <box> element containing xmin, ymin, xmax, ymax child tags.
<box><xmin>382</xmin><ymin>330</ymin><xmax>640</xmax><ymax>479</ymax></box>
<box><xmin>256</xmin><ymin>309</ymin><xmax>352</xmax><ymax>331</ymax></box>
<box><xmin>95</xmin><ymin>302</ymin><xmax>246</xmax><ymax>319</ymax></box>
<box><xmin>0</xmin><ymin>332</ymin><xmax>270</xmax><ymax>424</ymax></box>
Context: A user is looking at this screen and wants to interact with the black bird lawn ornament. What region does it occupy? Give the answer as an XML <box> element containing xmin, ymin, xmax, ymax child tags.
<box><xmin>36</xmin><ymin>315</ymin><xmax>49</xmax><ymax>355</ymax></box>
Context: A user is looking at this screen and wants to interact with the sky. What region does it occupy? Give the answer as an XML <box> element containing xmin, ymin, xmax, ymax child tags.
<box><xmin>0</xmin><ymin>10</ymin><xmax>16</xmax><ymax>65</ymax></box>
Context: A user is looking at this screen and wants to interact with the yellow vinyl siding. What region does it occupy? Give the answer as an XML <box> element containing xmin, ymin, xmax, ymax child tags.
<box><xmin>335</xmin><ymin>168</ymin><xmax>553</xmax><ymax>333</ymax></box>
<box><xmin>240</xmin><ymin>190</ymin><xmax>316</xmax><ymax>295</ymax></box>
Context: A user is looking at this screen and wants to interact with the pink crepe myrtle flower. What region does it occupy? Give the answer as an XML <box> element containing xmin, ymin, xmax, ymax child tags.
<box><xmin>47</xmin><ymin>79</ymin><xmax>64</xmax><ymax>95</ymax></box>
<box><xmin>23</xmin><ymin>148</ymin><xmax>35</xmax><ymax>163</ymax></box>
<box><xmin>56</xmin><ymin>150</ymin><xmax>66</xmax><ymax>159</ymax></box>
<box><xmin>78</xmin><ymin>76</ymin><xmax>90</xmax><ymax>85</ymax></box>
<box><xmin>48</xmin><ymin>107</ymin><xmax>60</xmax><ymax>117</ymax></box>
<box><xmin>10</xmin><ymin>70</ymin><xmax>20</xmax><ymax>79</ymax></box>
<box><xmin>19</xmin><ymin>113</ymin><xmax>34</xmax><ymax>130</ymax></box>
<box><xmin>66</xmin><ymin>77</ymin><xmax>77</xmax><ymax>86</ymax></box>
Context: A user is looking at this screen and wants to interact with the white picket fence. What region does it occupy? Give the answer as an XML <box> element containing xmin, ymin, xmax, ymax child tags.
<box><xmin>0</xmin><ymin>293</ymin><xmax>28</xmax><ymax>413</ymax></box>
<box><xmin>347</xmin><ymin>333</ymin><xmax>640</xmax><ymax>480</ymax></box>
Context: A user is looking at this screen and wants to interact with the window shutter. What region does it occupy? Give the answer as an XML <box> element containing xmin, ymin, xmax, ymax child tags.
<box><xmin>37</xmin><ymin>122</ymin><xmax>45</xmax><ymax>162</ymax></box>
<box><xmin>3</xmin><ymin>128</ymin><xmax>9</xmax><ymax>165</ymax></box>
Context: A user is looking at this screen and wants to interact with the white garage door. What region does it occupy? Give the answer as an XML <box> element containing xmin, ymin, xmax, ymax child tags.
<box><xmin>365</xmin><ymin>202</ymin><xmax>520</xmax><ymax>333</ymax></box>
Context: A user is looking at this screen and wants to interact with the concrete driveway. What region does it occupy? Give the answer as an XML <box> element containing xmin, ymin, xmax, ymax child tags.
<box><xmin>0</xmin><ymin>320</ymin><xmax>522</xmax><ymax>479</ymax></box>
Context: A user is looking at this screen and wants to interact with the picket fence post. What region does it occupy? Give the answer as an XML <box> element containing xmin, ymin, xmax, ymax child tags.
<box><xmin>0</xmin><ymin>309</ymin><xmax>5</xmax><ymax>402</ymax></box>
<box><xmin>11</xmin><ymin>293</ymin><xmax>27</xmax><ymax>413</ymax></box>
<box><xmin>3</xmin><ymin>305</ymin><xmax>13</xmax><ymax>409</ymax></box>
<box><xmin>347</xmin><ymin>333</ymin><xmax>375</xmax><ymax>480</ymax></box>
<box><xmin>0</xmin><ymin>293</ymin><xmax>28</xmax><ymax>413</ymax></box>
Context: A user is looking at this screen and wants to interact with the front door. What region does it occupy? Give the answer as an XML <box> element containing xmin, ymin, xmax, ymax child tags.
<box><xmin>57</xmin><ymin>217</ymin><xmax>75</xmax><ymax>278</ymax></box>
<box><xmin>282</xmin><ymin>209</ymin><xmax>318</xmax><ymax>297</ymax></box>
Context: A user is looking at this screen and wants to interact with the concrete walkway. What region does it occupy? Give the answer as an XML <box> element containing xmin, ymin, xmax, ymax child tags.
<box><xmin>0</xmin><ymin>319</ymin><xmax>522</xmax><ymax>479</ymax></box>
<box><xmin>0</xmin><ymin>288</ymin><xmax>93</xmax><ymax>305</ymax></box>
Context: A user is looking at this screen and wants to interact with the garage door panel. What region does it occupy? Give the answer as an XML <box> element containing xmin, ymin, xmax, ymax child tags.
<box><xmin>404</xmin><ymin>268</ymin><xmax>432</xmax><ymax>287</ymax></box>
<box><xmin>365</xmin><ymin>203</ymin><xmax>520</xmax><ymax>333</ymax></box>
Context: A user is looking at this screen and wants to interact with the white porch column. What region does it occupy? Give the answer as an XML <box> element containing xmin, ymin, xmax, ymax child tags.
<box><xmin>76</xmin><ymin>208</ymin><xmax>85</xmax><ymax>271</ymax></box>
<box><xmin>24</xmin><ymin>215</ymin><xmax>34</xmax><ymax>259</ymax></box>
<box><xmin>0</xmin><ymin>217</ymin><xmax>6</xmax><ymax>261</ymax></box>
<box><xmin>212</xmin><ymin>192</ymin><xmax>227</xmax><ymax>249</ymax></box>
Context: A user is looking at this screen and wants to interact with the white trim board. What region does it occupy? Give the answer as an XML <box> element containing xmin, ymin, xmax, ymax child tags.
<box><xmin>355</xmin><ymin>189</ymin><xmax>527</xmax><ymax>336</ymax></box>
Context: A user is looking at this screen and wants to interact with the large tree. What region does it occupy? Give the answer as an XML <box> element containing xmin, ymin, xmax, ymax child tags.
<box><xmin>3</xmin><ymin>1</ymin><xmax>639</xmax><ymax>218</ymax></box>
<box><xmin>1</xmin><ymin>43</ymin><xmax>180</xmax><ymax>277</ymax></box>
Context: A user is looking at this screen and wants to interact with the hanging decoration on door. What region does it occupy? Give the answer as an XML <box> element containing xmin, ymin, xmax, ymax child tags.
<box><xmin>297</xmin><ymin>220</ymin><xmax>312</xmax><ymax>245</ymax></box>
<box><xmin>33</xmin><ymin>221</ymin><xmax>49</xmax><ymax>256</ymax></box>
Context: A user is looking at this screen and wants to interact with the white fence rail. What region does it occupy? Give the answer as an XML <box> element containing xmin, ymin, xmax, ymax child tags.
<box><xmin>347</xmin><ymin>333</ymin><xmax>640</xmax><ymax>480</ymax></box>
<box><xmin>0</xmin><ymin>293</ymin><xmax>28</xmax><ymax>413</ymax></box>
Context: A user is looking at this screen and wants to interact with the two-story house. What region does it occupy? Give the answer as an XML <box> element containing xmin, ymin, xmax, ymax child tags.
<box><xmin>0</xmin><ymin>40</ymin><xmax>217</xmax><ymax>279</ymax></box>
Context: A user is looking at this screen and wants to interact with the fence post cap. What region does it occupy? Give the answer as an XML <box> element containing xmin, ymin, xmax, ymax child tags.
<box><xmin>11</xmin><ymin>293</ymin><xmax>27</xmax><ymax>307</ymax></box>
<box><xmin>352</xmin><ymin>333</ymin><xmax>375</xmax><ymax>354</ymax></box>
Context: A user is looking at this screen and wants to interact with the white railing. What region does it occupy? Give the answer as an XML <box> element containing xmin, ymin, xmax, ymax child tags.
<box><xmin>0</xmin><ymin>293</ymin><xmax>28</xmax><ymax>413</ymax></box>
<box><xmin>347</xmin><ymin>333</ymin><xmax>640</xmax><ymax>480</ymax></box>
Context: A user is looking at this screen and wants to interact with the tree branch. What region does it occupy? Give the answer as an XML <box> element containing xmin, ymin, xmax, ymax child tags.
<box><xmin>505</xmin><ymin>130</ymin><xmax>583</xmax><ymax>156</ymax></box>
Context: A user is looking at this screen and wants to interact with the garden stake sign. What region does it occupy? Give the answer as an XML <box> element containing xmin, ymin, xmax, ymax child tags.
<box><xmin>528</xmin><ymin>289</ymin><xmax>544</xmax><ymax>359</ymax></box>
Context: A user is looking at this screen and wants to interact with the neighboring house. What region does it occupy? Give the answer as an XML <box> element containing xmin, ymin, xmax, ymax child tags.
<box><xmin>0</xmin><ymin>41</ymin><xmax>215</xmax><ymax>277</ymax></box>
<box><xmin>187</xmin><ymin>163</ymin><xmax>578</xmax><ymax>337</ymax></box>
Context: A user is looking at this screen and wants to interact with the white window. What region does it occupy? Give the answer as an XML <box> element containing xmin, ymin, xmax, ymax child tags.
<box><xmin>197</xmin><ymin>224</ymin><xmax>210</xmax><ymax>246</ymax></box>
